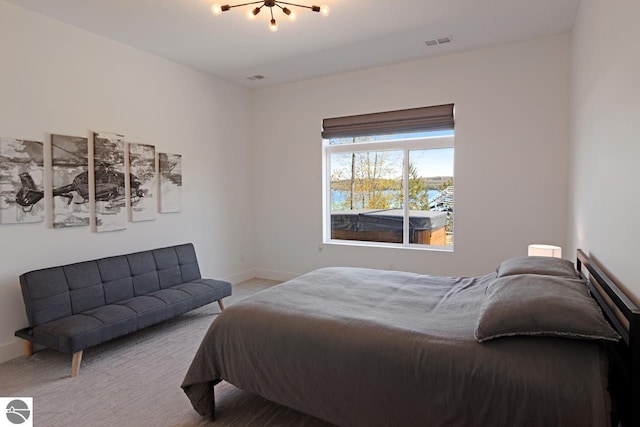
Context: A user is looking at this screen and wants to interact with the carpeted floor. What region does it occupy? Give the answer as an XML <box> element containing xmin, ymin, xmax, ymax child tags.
<box><xmin>0</xmin><ymin>279</ymin><xmax>336</xmax><ymax>427</ymax></box>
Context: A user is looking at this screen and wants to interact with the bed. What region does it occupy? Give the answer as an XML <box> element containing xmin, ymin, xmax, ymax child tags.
<box><xmin>181</xmin><ymin>251</ymin><xmax>639</xmax><ymax>426</ymax></box>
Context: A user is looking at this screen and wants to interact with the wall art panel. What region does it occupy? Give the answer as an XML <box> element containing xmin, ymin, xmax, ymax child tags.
<box><xmin>94</xmin><ymin>132</ymin><xmax>126</xmax><ymax>232</ymax></box>
<box><xmin>128</xmin><ymin>142</ymin><xmax>156</xmax><ymax>222</ymax></box>
<box><xmin>51</xmin><ymin>134</ymin><xmax>90</xmax><ymax>228</ymax></box>
<box><xmin>159</xmin><ymin>153</ymin><xmax>182</xmax><ymax>213</ymax></box>
<box><xmin>0</xmin><ymin>137</ymin><xmax>44</xmax><ymax>224</ymax></box>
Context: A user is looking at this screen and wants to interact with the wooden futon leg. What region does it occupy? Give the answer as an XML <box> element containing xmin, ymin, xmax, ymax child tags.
<box><xmin>24</xmin><ymin>340</ymin><xmax>33</xmax><ymax>358</ymax></box>
<box><xmin>217</xmin><ymin>299</ymin><xmax>225</xmax><ymax>311</ymax></box>
<box><xmin>70</xmin><ymin>350</ymin><xmax>83</xmax><ymax>378</ymax></box>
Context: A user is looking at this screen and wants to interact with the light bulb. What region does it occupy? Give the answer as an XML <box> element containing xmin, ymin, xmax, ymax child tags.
<box><xmin>247</xmin><ymin>7</ymin><xmax>259</xmax><ymax>20</ymax></box>
<box><xmin>269</xmin><ymin>18</ymin><xmax>278</xmax><ymax>32</ymax></box>
<box><xmin>282</xmin><ymin>7</ymin><xmax>297</xmax><ymax>21</ymax></box>
<box><xmin>211</xmin><ymin>4</ymin><xmax>223</xmax><ymax>15</ymax></box>
<box><xmin>320</xmin><ymin>5</ymin><xmax>330</xmax><ymax>17</ymax></box>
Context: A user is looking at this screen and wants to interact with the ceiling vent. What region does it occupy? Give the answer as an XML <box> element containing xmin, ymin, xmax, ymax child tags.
<box><xmin>425</xmin><ymin>35</ymin><xmax>452</xmax><ymax>47</ymax></box>
<box><xmin>246</xmin><ymin>75</ymin><xmax>266</xmax><ymax>81</ymax></box>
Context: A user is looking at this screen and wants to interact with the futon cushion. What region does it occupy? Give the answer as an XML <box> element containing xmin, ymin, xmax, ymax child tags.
<box><xmin>176</xmin><ymin>244</ymin><xmax>201</xmax><ymax>283</ymax></box>
<box><xmin>154</xmin><ymin>247</ymin><xmax>182</xmax><ymax>289</ymax></box>
<box><xmin>64</xmin><ymin>262</ymin><xmax>105</xmax><ymax>313</ymax></box>
<box><xmin>127</xmin><ymin>251</ymin><xmax>161</xmax><ymax>295</ymax></box>
<box><xmin>33</xmin><ymin>315</ymin><xmax>103</xmax><ymax>352</ymax></box>
<box><xmin>171</xmin><ymin>280</ymin><xmax>232</xmax><ymax>313</ymax></box>
<box><xmin>98</xmin><ymin>256</ymin><xmax>135</xmax><ymax>304</ymax></box>
<box><xmin>20</xmin><ymin>267</ymin><xmax>72</xmax><ymax>326</ymax></box>
<box><xmin>150</xmin><ymin>288</ymin><xmax>191</xmax><ymax>305</ymax></box>
<box><xmin>83</xmin><ymin>305</ymin><xmax>136</xmax><ymax>324</ymax></box>
<box><xmin>118</xmin><ymin>295</ymin><xmax>166</xmax><ymax>314</ymax></box>
<box><xmin>173</xmin><ymin>282</ymin><xmax>219</xmax><ymax>297</ymax></box>
<box><xmin>116</xmin><ymin>296</ymin><xmax>179</xmax><ymax>329</ymax></box>
<box><xmin>34</xmin><ymin>309</ymin><xmax>139</xmax><ymax>354</ymax></box>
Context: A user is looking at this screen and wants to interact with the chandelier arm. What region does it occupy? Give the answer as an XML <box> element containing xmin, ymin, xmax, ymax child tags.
<box><xmin>227</xmin><ymin>0</ymin><xmax>264</xmax><ymax>9</ymax></box>
<box><xmin>274</xmin><ymin>3</ymin><xmax>287</xmax><ymax>12</ymax></box>
<box><xmin>275</xmin><ymin>1</ymin><xmax>315</xmax><ymax>10</ymax></box>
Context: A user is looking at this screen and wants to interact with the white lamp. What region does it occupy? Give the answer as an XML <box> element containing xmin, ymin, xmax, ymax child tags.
<box><xmin>528</xmin><ymin>244</ymin><xmax>562</xmax><ymax>258</ymax></box>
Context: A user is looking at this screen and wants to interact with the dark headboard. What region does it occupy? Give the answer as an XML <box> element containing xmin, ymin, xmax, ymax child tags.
<box><xmin>576</xmin><ymin>249</ymin><xmax>640</xmax><ymax>427</ymax></box>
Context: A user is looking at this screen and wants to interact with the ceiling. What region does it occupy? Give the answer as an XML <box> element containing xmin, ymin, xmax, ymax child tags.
<box><xmin>6</xmin><ymin>0</ymin><xmax>581</xmax><ymax>88</ymax></box>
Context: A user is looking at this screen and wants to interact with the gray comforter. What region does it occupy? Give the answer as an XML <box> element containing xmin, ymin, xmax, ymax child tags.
<box><xmin>182</xmin><ymin>267</ymin><xmax>610</xmax><ymax>426</ymax></box>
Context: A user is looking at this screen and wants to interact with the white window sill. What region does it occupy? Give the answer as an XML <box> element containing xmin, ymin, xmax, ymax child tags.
<box><xmin>321</xmin><ymin>239</ymin><xmax>454</xmax><ymax>252</ymax></box>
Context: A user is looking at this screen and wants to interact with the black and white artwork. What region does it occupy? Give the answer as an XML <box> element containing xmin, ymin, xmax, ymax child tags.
<box><xmin>51</xmin><ymin>134</ymin><xmax>90</xmax><ymax>228</ymax></box>
<box><xmin>0</xmin><ymin>137</ymin><xmax>44</xmax><ymax>224</ymax></box>
<box><xmin>94</xmin><ymin>131</ymin><xmax>127</xmax><ymax>232</ymax></box>
<box><xmin>128</xmin><ymin>142</ymin><xmax>156</xmax><ymax>222</ymax></box>
<box><xmin>159</xmin><ymin>153</ymin><xmax>182</xmax><ymax>213</ymax></box>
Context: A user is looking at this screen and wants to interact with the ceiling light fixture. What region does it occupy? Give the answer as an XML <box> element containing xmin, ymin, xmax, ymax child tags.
<box><xmin>211</xmin><ymin>0</ymin><xmax>330</xmax><ymax>32</ymax></box>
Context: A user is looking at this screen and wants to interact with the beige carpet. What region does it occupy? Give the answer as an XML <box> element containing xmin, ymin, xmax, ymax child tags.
<box><xmin>0</xmin><ymin>279</ymin><xmax>335</xmax><ymax>427</ymax></box>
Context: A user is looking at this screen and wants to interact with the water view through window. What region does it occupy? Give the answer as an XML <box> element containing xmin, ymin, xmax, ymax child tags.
<box><xmin>326</xmin><ymin>132</ymin><xmax>454</xmax><ymax>248</ymax></box>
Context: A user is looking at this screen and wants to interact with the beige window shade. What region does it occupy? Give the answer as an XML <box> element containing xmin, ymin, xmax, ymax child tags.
<box><xmin>321</xmin><ymin>104</ymin><xmax>454</xmax><ymax>139</ymax></box>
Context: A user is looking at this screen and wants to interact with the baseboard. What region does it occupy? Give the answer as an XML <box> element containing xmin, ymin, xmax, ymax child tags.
<box><xmin>223</xmin><ymin>268</ymin><xmax>299</xmax><ymax>284</ymax></box>
<box><xmin>222</xmin><ymin>269</ymin><xmax>257</xmax><ymax>285</ymax></box>
<box><xmin>0</xmin><ymin>339</ymin><xmax>24</xmax><ymax>364</ymax></box>
<box><xmin>253</xmin><ymin>268</ymin><xmax>299</xmax><ymax>282</ymax></box>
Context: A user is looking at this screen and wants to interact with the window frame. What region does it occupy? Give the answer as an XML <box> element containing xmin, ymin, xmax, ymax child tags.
<box><xmin>322</xmin><ymin>134</ymin><xmax>454</xmax><ymax>251</ymax></box>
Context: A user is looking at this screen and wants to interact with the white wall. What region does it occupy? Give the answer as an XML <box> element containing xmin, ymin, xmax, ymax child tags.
<box><xmin>251</xmin><ymin>34</ymin><xmax>571</xmax><ymax>280</ymax></box>
<box><xmin>0</xmin><ymin>1</ymin><xmax>254</xmax><ymax>362</ymax></box>
<box><xmin>569</xmin><ymin>0</ymin><xmax>640</xmax><ymax>303</ymax></box>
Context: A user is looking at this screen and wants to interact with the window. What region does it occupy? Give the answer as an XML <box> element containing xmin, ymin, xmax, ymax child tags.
<box><xmin>322</xmin><ymin>105</ymin><xmax>454</xmax><ymax>250</ymax></box>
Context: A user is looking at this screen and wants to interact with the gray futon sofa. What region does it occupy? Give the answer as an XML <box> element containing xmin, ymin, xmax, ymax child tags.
<box><xmin>15</xmin><ymin>243</ymin><xmax>231</xmax><ymax>377</ymax></box>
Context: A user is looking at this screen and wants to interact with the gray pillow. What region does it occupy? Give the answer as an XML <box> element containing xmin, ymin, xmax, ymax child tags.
<box><xmin>475</xmin><ymin>274</ymin><xmax>621</xmax><ymax>342</ymax></box>
<box><xmin>497</xmin><ymin>256</ymin><xmax>579</xmax><ymax>278</ymax></box>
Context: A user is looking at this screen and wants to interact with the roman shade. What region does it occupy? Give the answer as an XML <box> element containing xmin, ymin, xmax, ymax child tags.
<box><xmin>321</xmin><ymin>103</ymin><xmax>454</xmax><ymax>139</ymax></box>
